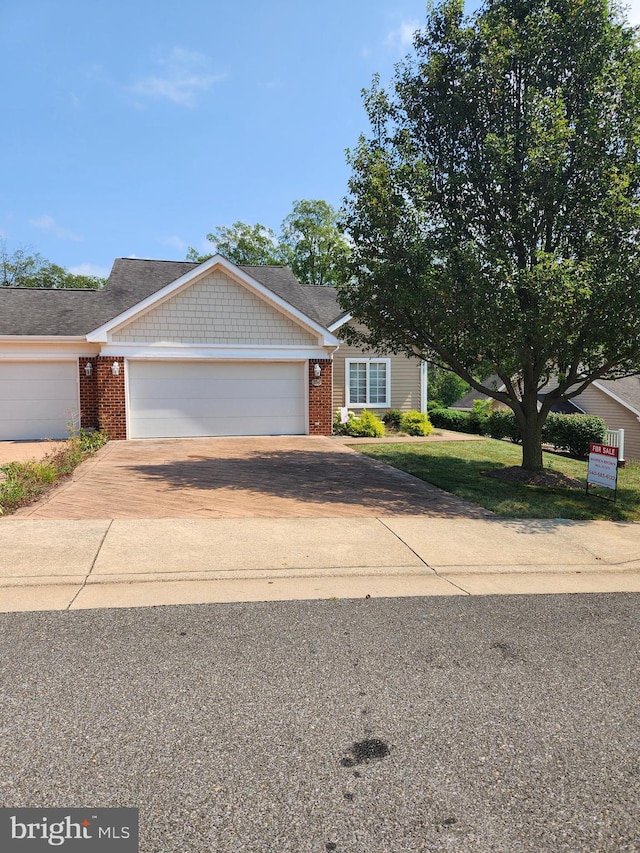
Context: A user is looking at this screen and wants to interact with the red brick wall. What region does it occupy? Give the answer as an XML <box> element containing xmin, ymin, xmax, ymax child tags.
<box><xmin>78</xmin><ymin>358</ymin><xmax>99</xmax><ymax>429</ymax></box>
<box><xmin>308</xmin><ymin>359</ymin><xmax>333</xmax><ymax>436</ymax></box>
<box><xmin>97</xmin><ymin>356</ymin><xmax>127</xmax><ymax>440</ymax></box>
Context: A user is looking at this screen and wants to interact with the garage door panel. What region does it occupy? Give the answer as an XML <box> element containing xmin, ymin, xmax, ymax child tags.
<box><xmin>133</xmin><ymin>377</ymin><xmax>304</xmax><ymax>402</ymax></box>
<box><xmin>131</xmin><ymin>362</ymin><xmax>302</xmax><ymax>381</ymax></box>
<box><xmin>134</xmin><ymin>396</ymin><xmax>305</xmax><ymax>421</ymax></box>
<box><xmin>128</xmin><ymin>361</ymin><xmax>307</xmax><ymax>438</ymax></box>
<box><xmin>132</xmin><ymin>414</ymin><xmax>304</xmax><ymax>440</ymax></box>
<box><xmin>0</xmin><ymin>362</ymin><xmax>79</xmax><ymax>440</ymax></box>
<box><xmin>0</xmin><ymin>379</ymin><xmax>79</xmax><ymax>402</ymax></box>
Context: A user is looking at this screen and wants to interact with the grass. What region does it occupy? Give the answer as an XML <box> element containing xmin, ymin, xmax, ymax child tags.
<box><xmin>0</xmin><ymin>430</ymin><xmax>107</xmax><ymax>515</ymax></box>
<box><xmin>353</xmin><ymin>438</ymin><xmax>640</xmax><ymax>521</ymax></box>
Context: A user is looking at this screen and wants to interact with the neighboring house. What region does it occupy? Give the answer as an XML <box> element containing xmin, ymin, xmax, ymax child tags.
<box><xmin>0</xmin><ymin>255</ymin><xmax>426</xmax><ymax>441</ymax></box>
<box><xmin>572</xmin><ymin>378</ymin><xmax>640</xmax><ymax>462</ymax></box>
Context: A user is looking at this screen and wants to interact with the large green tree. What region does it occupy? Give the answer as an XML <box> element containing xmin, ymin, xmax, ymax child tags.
<box><xmin>340</xmin><ymin>0</ymin><xmax>640</xmax><ymax>472</ymax></box>
<box><xmin>280</xmin><ymin>199</ymin><xmax>351</xmax><ymax>286</ymax></box>
<box><xmin>0</xmin><ymin>243</ymin><xmax>104</xmax><ymax>289</ymax></box>
<box><xmin>188</xmin><ymin>200</ymin><xmax>350</xmax><ymax>285</ymax></box>
<box><xmin>186</xmin><ymin>222</ymin><xmax>284</xmax><ymax>265</ymax></box>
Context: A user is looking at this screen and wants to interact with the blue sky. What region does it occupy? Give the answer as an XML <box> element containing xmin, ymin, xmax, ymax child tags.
<box><xmin>2</xmin><ymin>0</ymin><xmax>640</xmax><ymax>280</ymax></box>
<box><xmin>1</xmin><ymin>0</ymin><xmax>433</xmax><ymax>278</ymax></box>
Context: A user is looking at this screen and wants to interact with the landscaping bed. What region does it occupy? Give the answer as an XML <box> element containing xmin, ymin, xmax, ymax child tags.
<box><xmin>0</xmin><ymin>431</ymin><xmax>107</xmax><ymax>515</ymax></box>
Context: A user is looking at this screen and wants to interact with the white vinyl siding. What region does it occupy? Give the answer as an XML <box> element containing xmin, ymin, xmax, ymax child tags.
<box><xmin>128</xmin><ymin>361</ymin><xmax>306</xmax><ymax>439</ymax></box>
<box><xmin>0</xmin><ymin>361</ymin><xmax>79</xmax><ymax>440</ymax></box>
<box><xmin>345</xmin><ymin>358</ymin><xmax>390</xmax><ymax>408</ymax></box>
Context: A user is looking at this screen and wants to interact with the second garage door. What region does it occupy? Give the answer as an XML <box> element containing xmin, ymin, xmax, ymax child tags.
<box><xmin>0</xmin><ymin>361</ymin><xmax>79</xmax><ymax>440</ymax></box>
<box><xmin>128</xmin><ymin>361</ymin><xmax>307</xmax><ymax>439</ymax></box>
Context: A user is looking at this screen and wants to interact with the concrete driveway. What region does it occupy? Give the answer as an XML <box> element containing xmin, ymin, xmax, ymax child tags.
<box><xmin>14</xmin><ymin>435</ymin><xmax>489</xmax><ymax>520</ymax></box>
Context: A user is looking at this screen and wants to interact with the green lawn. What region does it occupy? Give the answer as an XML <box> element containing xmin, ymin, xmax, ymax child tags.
<box><xmin>353</xmin><ymin>438</ymin><xmax>640</xmax><ymax>521</ymax></box>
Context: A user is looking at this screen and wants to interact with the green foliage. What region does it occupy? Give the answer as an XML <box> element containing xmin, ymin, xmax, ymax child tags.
<box><xmin>187</xmin><ymin>199</ymin><xmax>350</xmax><ymax>285</ymax></box>
<box><xmin>486</xmin><ymin>410</ymin><xmax>607</xmax><ymax>456</ymax></box>
<box><xmin>75</xmin><ymin>429</ymin><xmax>108</xmax><ymax>453</ymax></box>
<box><xmin>334</xmin><ymin>409</ymin><xmax>385</xmax><ymax>437</ymax></box>
<box><xmin>428</xmin><ymin>368</ymin><xmax>470</xmax><ymax>408</ymax></box>
<box><xmin>340</xmin><ymin>0</ymin><xmax>640</xmax><ymax>471</ymax></box>
<box><xmin>428</xmin><ymin>408</ymin><xmax>471</xmax><ymax>432</ymax></box>
<box><xmin>543</xmin><ymin>414</ymin><xmax>607</xmax><ymax>457</ymax></box>
<box><xmin>280</xmin><ymin>199</ymin><xmax>351</xmax><ymax>286</ymax></box>
<box><xmin>399</xmin><ymin>410</ymin><xmax>433</xmax><ymax>436</ymax></box>
<box><xmin>466</xmin><ymin>400</ymin><xmax>492</xmax><ymax>435</ymax></box>
<box><xmin>486</xmin><ymin>410</ymin><xmax>522</xmax><ymax>443</ymax></box>
<box><xmin>0</xmin><ymin>242</ymin><xmax>104</xmax><ymax>289</ymax></box>
<box><xmin>382</xmin><ymin>409</ymin><xmax>403</xmax><ymax>429</ymax></box>
<box><xmin>186</xmin><ymin>222</ymin><xmax>284</xmax><ymax>265</ymax></box>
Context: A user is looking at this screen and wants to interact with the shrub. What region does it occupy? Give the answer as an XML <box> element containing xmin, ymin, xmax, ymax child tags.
<box><xmin>399</xmin><ymin>410</ymin><xmax>433</xmax><ymax>436</ymax></box>
<box><xmin>543</xmin><ymin>413</ymin><xmax>607</xmax><ymax>457</ymax></box>
<box><xmin>334</xmin><ymin>409</ymin><xmax>385</xmax><ymax>437</ymax></box>
<box><xmin>486</xmin><ymin>409</ymin><xmax>522</xmax><ymax>443</ymax></box>
<box><xmin>466</xmin><ymin>399</ymin><xmax>492</xmax><ymax>435</ymax></box>
<box><xmin>428</xmin><ymin>408</ymin><xmax>472</xmax><ymax>433</ymax></box>
<box><xmin>382</xmin><ymin>409</ymin><xmax>403</xmax><ymax>430</ymax></box>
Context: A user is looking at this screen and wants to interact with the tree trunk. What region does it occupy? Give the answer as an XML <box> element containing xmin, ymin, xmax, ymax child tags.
<box><xmin>520</xmin><ymin>411</ymin><xmax>544</xmax><ymax>472</ymax></box>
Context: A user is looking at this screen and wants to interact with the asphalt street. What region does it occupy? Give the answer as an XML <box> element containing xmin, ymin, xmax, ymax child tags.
<box><xmin>1</xmin><ymin>594</ymin><xmax>638</xmax><ymax>853</ymax></box>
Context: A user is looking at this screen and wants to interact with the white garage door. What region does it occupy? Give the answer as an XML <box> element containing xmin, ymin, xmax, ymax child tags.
<box><xmin>128</xmin><ymin>361</ymin><xmax>307</xmax><ymax>439</ymax></box>
<box><xmin>0</xmin><ymin>361</ymin><xmax>79</xmax><ymax>440</ymax></box>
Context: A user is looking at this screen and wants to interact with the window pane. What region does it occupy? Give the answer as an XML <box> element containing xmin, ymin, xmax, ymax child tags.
<box><xmin>349</xmin><ymin>363</ymin><xmax>367</xmax><ymax>404</ymax></box>
<box><xmin>369</xmin><ymin>363</ymin><xmax>387</xmax><ymax>404</ymax></box>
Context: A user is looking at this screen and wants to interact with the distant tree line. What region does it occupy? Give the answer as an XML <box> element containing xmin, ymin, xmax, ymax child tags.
<box><xmin>0</xmin><ymin>242</ymin><xmax>105</xmax><ymax>289</ymax></box>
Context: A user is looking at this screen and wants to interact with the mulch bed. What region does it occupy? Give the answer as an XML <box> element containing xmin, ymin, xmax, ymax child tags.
<box><xmin>483</xmin><ymin>466</ymin><xmax>583</xmax><ymax>489</ymax></box>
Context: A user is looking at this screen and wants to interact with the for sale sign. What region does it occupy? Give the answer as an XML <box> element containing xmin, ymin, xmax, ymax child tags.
<box><xmin>587</xmin><ymin>443</ymin><xmax>618</xmax><ymax>499</ymax></box>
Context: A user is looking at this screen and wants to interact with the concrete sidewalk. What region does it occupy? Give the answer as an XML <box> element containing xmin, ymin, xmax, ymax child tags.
<box><xmin>1</xmin><ymin>516</ymin><xmax>639</xmax><ymax>612</ymax></box>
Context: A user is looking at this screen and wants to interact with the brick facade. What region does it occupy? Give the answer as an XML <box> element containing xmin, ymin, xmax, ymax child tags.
<box><xmin>78</xmin><ymin>357</ymin><xmax>99</xmax><ymax>430</ymax></box>
<box><xmin>97</xmin><ymin>356</ymin><xmax>127</xmax><ymax>440</ymax></box>
<box><xmin>308</xmin><ymin>359</ymin><xmax>333</xmax><ymax>436</ymax></box>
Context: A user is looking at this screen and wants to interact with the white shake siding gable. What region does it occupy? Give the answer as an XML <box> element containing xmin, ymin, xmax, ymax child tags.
<box><xmin>111</xmin><ymin>271</ymin><xmax>317</xmax><ymax>346</ymax></box>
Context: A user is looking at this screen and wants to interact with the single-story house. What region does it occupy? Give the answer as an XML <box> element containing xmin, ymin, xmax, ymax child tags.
<box><xmin>0</xmin><ymin>255</ymin><xmax>426</xmax><ymax>441</ymax></box>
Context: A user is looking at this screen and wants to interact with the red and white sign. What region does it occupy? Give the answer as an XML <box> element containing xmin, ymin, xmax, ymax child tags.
<box><xmin>587</xmin><ymin>443</ymin><xmax>619</xmax><ymax>490</ymax></box>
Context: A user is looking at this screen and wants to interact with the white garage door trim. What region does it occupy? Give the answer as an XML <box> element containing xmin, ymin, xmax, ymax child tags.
<box><xmin>0</xmin><ymin>360</ymin><xmax>80</xmax><ymax>440</ymax></box>
<box><xmin>127</xmin><ymin>360</ymin><xmax>308</xmax><ymax>439</ymax></box>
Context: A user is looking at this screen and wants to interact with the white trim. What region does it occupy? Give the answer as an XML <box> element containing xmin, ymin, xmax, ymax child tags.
<box><xmin>592</xmin><ymin>380</ymin><xmax>640</xmax><ymax>419</ymax></box>
<box><xmin>345</xmin><ymin>357</ymin><xmax>391</xmax><ymax>408</ymax></box>
<box><xmin>99</xmin><ymin>344</ymin><xmax>333</xmax><ymax>361</ymax></box>
<box><xmin>420</xmin><ymin>361</ymin><xmax>428</xmax><ymax>413</ymax></box>
<box><xmin>328</xmin><ymin>313</ymin><xmax>352</xmax><ymax>332</ymax></box>
<box><xmin>87</xmin><ymin>255</ymin><xmax>340</xmax><ymax>347</ymax></box>
<box><xmin>0</xmin><ymin>335</ymin><xmax>87</xmax><ymax>342</ymax></box>
<box><xmin>0</xmin><ymin>343</ymin><xmax>99</xmax><ymax>359</ymax></box>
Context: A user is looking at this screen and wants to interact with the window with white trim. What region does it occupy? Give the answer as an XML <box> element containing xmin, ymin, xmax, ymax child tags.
<box><xmin>346</xmin><ymin>358</ymin><xmax>390</xmax><ymax>407</ymax></box>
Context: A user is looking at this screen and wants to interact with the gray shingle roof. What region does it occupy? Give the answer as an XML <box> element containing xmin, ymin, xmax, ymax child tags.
<box><xmin>597</xmin><ymin>376</ymin><xmax>640</xmax><ymax>414</ymax></box>
<box><xmin>0</xmin><ymin>257</ymin><xmax>343</xmax><ymax>336</ymax></box>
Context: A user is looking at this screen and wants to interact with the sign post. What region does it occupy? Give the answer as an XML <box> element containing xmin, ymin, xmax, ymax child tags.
<box><xmin>586</xmin><ymin>443</ymin><xmax>619</xmax><ymax>502</ymax></box>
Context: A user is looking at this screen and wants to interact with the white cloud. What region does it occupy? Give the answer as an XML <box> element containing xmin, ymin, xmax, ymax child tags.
<box><xmin>161</xmin><ymin>235</ymin><xmax>188</xmax><ymax>251</ymax></box>
<box><xmin>129</xmin><ymin>48</ymin><xmax>226</xmax><ymax>107</ymax></box>
<box><xmin>30</xmin><ymin>215</ymin><xmax>83</xmax><ymax>242</ymax></box>
<box><xmin>68</xmin><ymin>263</ymin><xmax>110</xmax><ymax>278</ymax></box>
<box><xmin>385</xmin><ymin>19</ymin><xmax>420</xmax><ymax>52</ymax></box>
